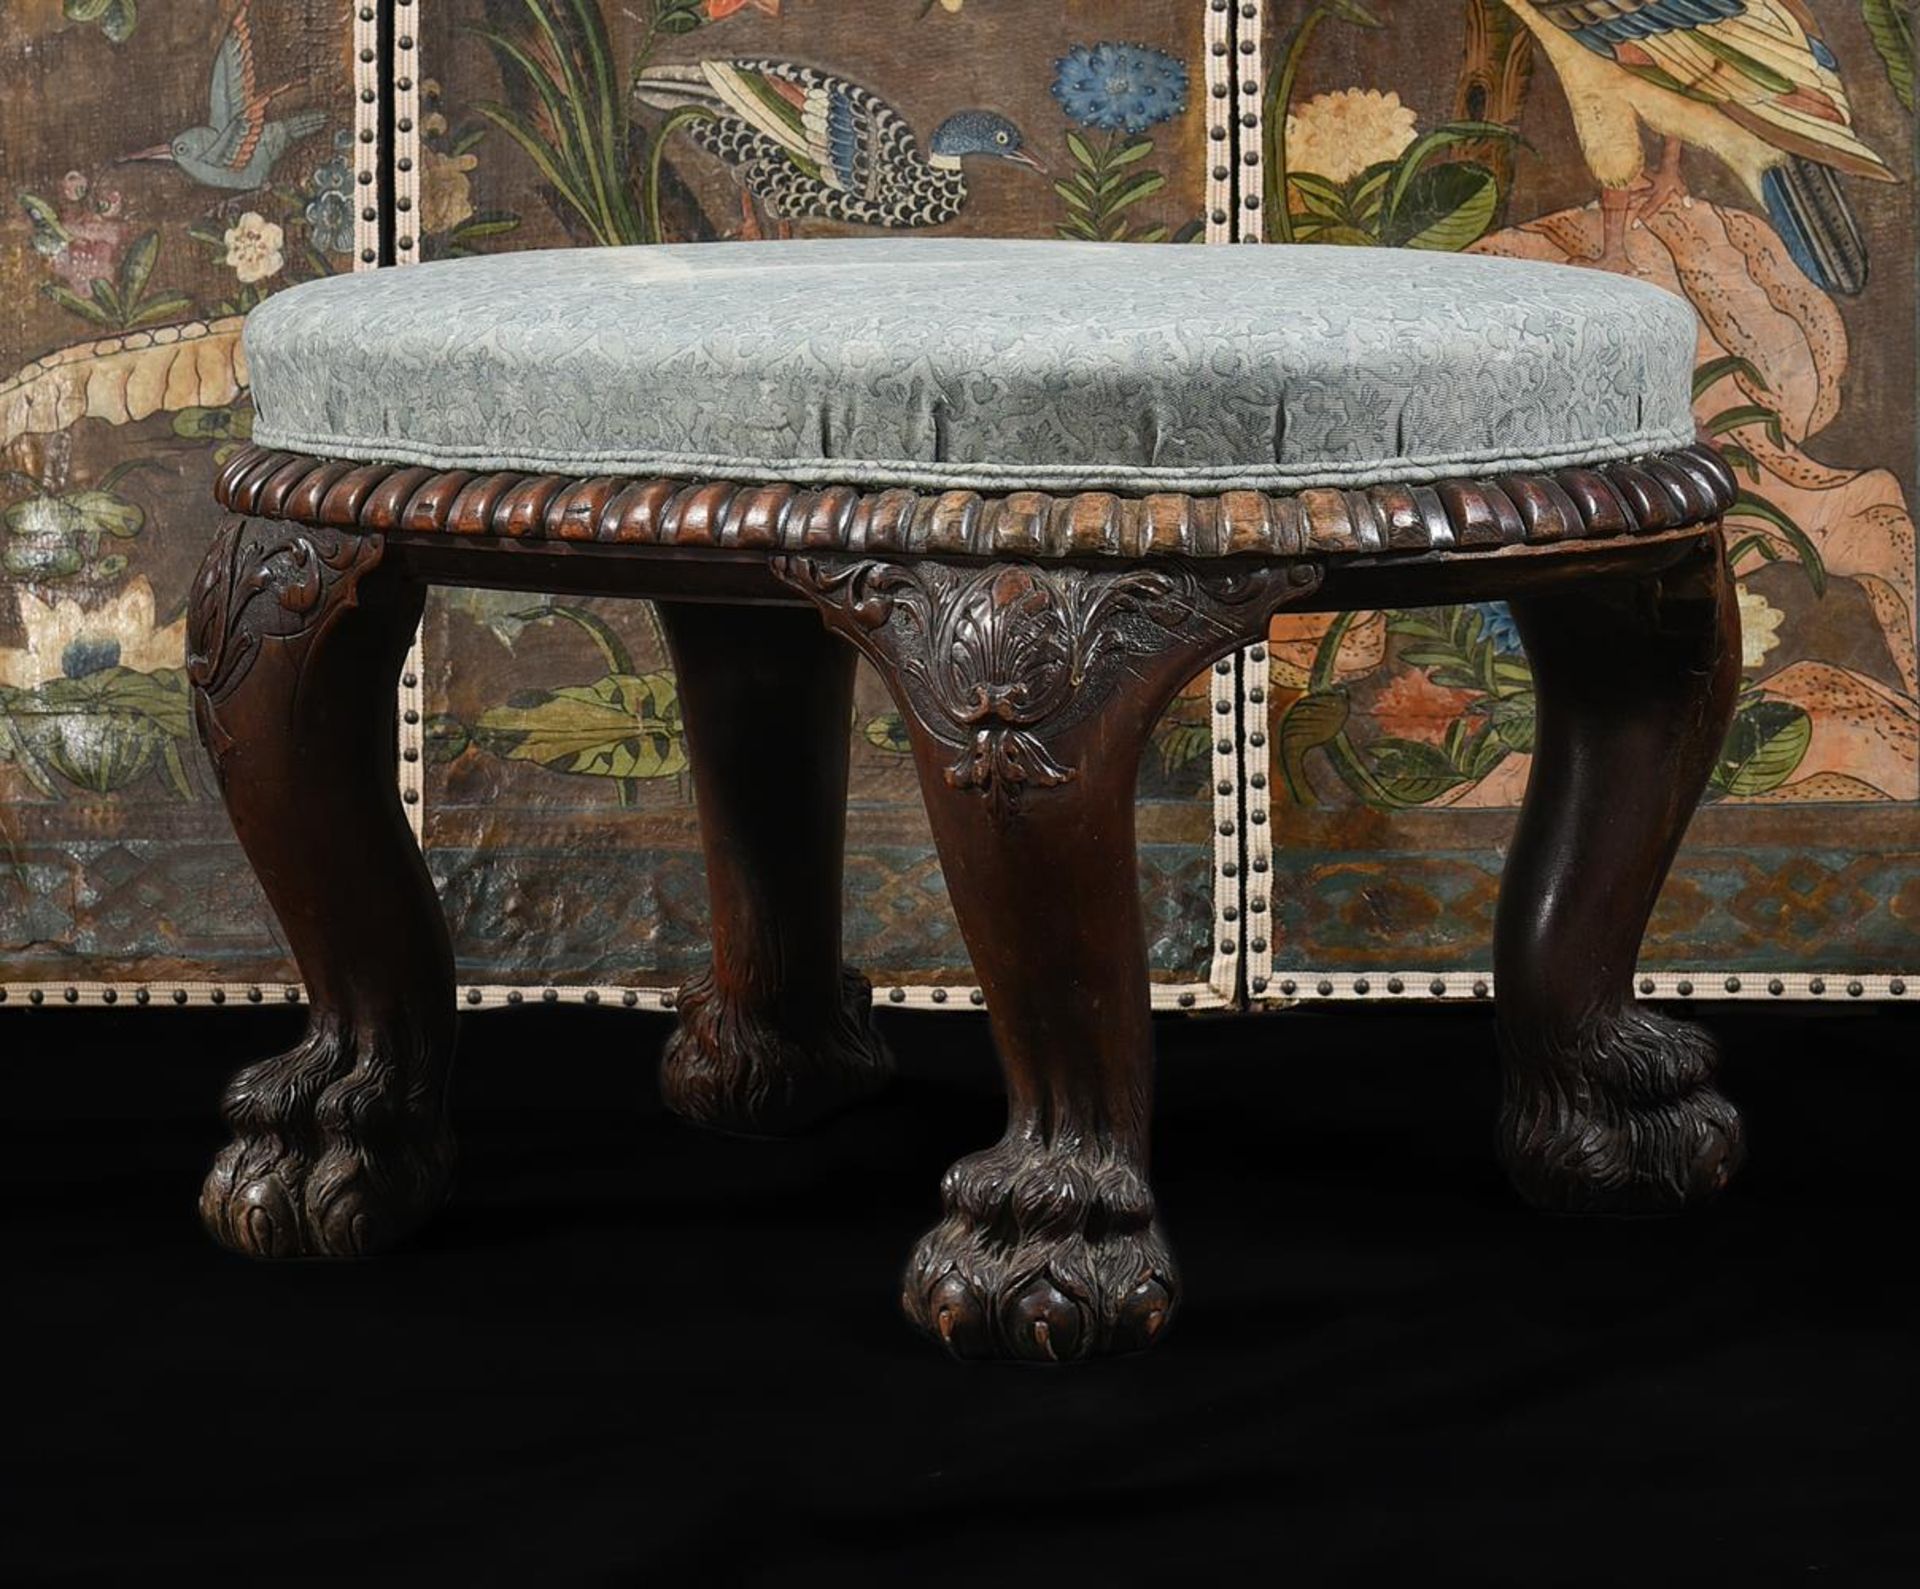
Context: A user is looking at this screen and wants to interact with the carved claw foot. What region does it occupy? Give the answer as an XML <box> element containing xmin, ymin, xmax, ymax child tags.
<box><xmin>1499</xmin><ymin>1005</ymin><xmax>1745</xmax><ymax>1217</ymax></box>
<box><xmin>200</xmin><ymin>1024</ymin><xmax>455</xmax><ymax>1259</ymax></box>
<box><xmin>903</xmin><ymin>1139</ymin><xmax>1178</xmax><ymax>1362</ymax></box>
<box><xmin>661</xmin><ymin>966</ymin><xmax>893</xmax><ymax>1137</ymax></box>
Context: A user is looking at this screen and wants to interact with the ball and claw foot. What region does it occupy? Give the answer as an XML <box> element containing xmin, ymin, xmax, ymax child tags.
<box><xmin>661</xmin><ymin>966</ymin><xmax>893</xmax><ymax>1138</ymax></box>
<box><xmin>1499</xmin><ymin>1004</ymin><xmax>1745</xmax><ymax>1217</ymax></box>
<box><xmin>902</xmin><ymin>1139</ymin><xmax>1179</xmax><ymax>1362</ymax></box>
<box><xmin>198</xmin><ymin>1032</ymin><xmax>454</xmax><ymax>1259</ymax></box>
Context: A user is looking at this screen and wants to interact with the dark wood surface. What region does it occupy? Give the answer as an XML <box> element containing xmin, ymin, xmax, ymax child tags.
<box><xmin>187</xmin><ymin>442</ymin><xmax>1742</xmax><ymax>1359</ymax></box>
<box><xmin>777</xmin><ymin>557</ymin><xmax>1319</xmax><ymax>1358</ymax></box>
<box><xmin>655</xmin><ymin>601</ymin><xmax>892</xmax><ymax>1134</ymax></box>
<box><xmin>1495</xmin><ymin>530</ymin><xmax>1745</xmax><ymax>1213</ymax></box>
<box><xmin>187</xmin><ymin>517</ymin><xmax>455</xmax><ymax>1257</ymax></box>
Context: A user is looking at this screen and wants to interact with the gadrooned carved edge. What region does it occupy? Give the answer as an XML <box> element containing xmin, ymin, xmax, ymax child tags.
<box><xmin>212</xmin><ymin>443</ymin><xmax>1737</xmax><ymax>562</ymax></box>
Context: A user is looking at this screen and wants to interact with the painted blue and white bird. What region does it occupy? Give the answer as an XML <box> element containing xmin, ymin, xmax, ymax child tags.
<box><xmin>1501</xmin><ymin>0</ymin><xmax>1897</xmax><ymax>293</ymax></box>
<box><xmin>121</xmin><ymin>1</ymin><xmax>325</xmax><ymax>191</ymax></box>
<box><xmin>635</xmin><ymin>58</ymin><xmax>1043</xmax><ymax>234</ymax></box>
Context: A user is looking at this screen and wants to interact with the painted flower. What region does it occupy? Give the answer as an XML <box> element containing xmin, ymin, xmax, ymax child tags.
<box><xmin>1285</xmin><ymin>88</ymin><xmax>1418</xmax><ymax>185</ymax></box>
<box><xmin>1368</xmin><ymin>666</ymin><xmax>1481</xmax><ymax>747</ymax></box>
<box><xmin>706</xmin><ymin>0</ymin><xmax>780</xmax><ymax>17</ymax></box>
<box><xmin>223</xmin><ymin>211</ymin><xmax>284</xmax><ymax>283</ymax></box>
<box><xmin>30</xmin><ymin>171</ymin><xmax>130</xmax><ymax>290</ymax></box>
<box><xmin>1052</xmin><ymin>43</ymin><xmax>1190</xmax><ymax>135</ymax></box>
<box><xmin>0</xmin><ymin>578</ymin><xmax>185</xmax><ymax>690</ymax></box>
<box><xmin>302</xmin><ymin>138</ymin><xmax>357</xmax><ymax>255</ymax></box>
<box><xmin>304</xmin><ymin>181</ymin><xmax>355</xmax><ymax>258</ymax></box>
<box><xmin>1737</xmin><ymin>584</ymin><xmax>1784</xmax><ymax>671</ymax></box>
<box><xmin>305</xmin><ymin>189</ymin><xmax>354</xmax><ymax>255</ymax></box>
<box><xmin>1474</xmin><ymin>601</ymin><xmax>1523</xmax><ymax>654</ymax></box>
<box><xmin>309</xmin><ymin>152</ymin><xmax>353</xmax><ymax>196</ymax></box>
<box><xmin>422</xmin><ymin>145</ymin><xmax>480</xmax><ymax>235</ymax></box>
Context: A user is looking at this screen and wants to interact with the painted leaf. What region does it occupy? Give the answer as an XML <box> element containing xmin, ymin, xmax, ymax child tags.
<box><xmin>1485</xmin><ymin>693</ymin><xmax>1535</xmax><ymax>755</ymax></box>
<box><xmin>172</xmin><ymin>405</ymin><xmax>253</xmax><ymax>442</ymax></box>
<box><xmin>1714</xmin><ymin>698</ymin><xmax>1812</xmax><ymax>796</ymax></box>
<box><xmin>3</xmin><ymin>665</ymin><xmax>190</xmax><ymax>795</ymax></box>
<box><xmin>64</xmin><ymin>489</ymin><xmax>143</xmax><ymax>539</ymax></box>
<box><xmin>1279</xmin><ymin>689</ymin><xmax>1349</xmax><ymax>801</ymax></box>
<box><xmin>1384</xmin><ymin>163</ymin><xmax>1499</xmax><ymax>251</ymax></box>
<box><xmin>475</xmin><ymin>671</ymin><xmax>686</xmax><ymax>780</ymax></box>
<box><xmin>1368</xmin><ymin>737</ymin><xmax>1466</xmax><ymax>805</ymax></box>
<box><xmin>1154</xmin><ymin>720</ymin><xmax>1212</xmax><ymax>778</ymax></box>
<box><xmin>863</xmin><ymin>712</ymin><xmax>911</xmax><ymax>754</ymax></box>
<box><xmin>1861</xmin><ymin>0</ymin><xmax>1914</xmax><ymax>112</ymax></box>
<box><xmin>65</xmin><ymin>0</ymin><xmax>137</xmax><ymax>39</ymax></box>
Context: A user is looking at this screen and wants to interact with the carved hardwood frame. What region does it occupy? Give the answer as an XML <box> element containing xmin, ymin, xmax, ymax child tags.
<box><xmin>184</xmin><ymin>439</ymin><xmax>1758</xmax><ymax>1350</ymax></box>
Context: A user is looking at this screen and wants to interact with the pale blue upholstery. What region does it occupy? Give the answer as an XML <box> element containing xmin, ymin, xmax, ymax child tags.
<box><xmin>244</xmin><ymin>238</ymin><xmax>1698</xmax><ymax>495</ymax></box>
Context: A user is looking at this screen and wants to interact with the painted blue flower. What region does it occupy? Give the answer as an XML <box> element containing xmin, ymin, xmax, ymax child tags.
<box><xmin>304</xmin><ymin>146</ymin><xmax>356</xmax><ymax>256</ymax></box>
<box><xmin>1052</xmin><ymin>43</ymin><xmax>1190</xmax><ymax>135</ymax></box>
<box><xmin>306</xmin><ymin>187</ymin><xmax>355</xmax><ymax>255</ymax></box>
<box><xmin>310</xmin><ymin>156</ymin><xmax>352</xmax><ymax>197</ymax></box>
<box><xmin>1474</xmin><ymin>602</ymin><xmax>1523</xmax><ymax>654</ymax></box>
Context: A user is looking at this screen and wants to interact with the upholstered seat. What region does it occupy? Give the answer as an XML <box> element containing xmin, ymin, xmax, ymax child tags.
<box><xmin>244</xmin><ymin>238</ymin><xmax>1697</xmax><ymax>497</ymax></box>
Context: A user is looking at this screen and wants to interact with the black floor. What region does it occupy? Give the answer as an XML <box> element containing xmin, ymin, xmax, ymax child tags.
<box><xmin>7</xmin><ymin>1003</ymin><xmax>1917</xmax><ymax>1585</ymax></box>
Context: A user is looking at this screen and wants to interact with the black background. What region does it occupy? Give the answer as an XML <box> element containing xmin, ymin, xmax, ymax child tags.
<box><xmin>8</xmin><ymin>1005</ymin><xmax>1916</xmax><ymax>1584</ymax></box>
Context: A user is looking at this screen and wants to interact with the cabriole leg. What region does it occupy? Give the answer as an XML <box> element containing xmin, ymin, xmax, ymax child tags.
<box><xmin>188</xmin><ymin>516</ymin><xmax>454</xmax><ymax>1257</ymax></box>
<box><xmin>1496</xmin><ymin>531</ymin><xmax>1744</xmax><ymax>1214</ymax></box>
<box><xmin>655</xmin><ymin>601</ymin><xmax>890</xmax><ymax>1136</ymax></box>
<box><xmin>778</xmin><ymin>555</ymin><xmax>1313</xmax><ymax>1360</ymax></box>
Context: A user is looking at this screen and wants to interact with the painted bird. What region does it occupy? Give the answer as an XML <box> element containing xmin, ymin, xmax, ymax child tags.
<box><xmin>1501</xmin><ymin>0</ymin><xmax>1897</xmax><ymax>293</ymax></box>
<box><xmin>635</xmin><ymin>59</ymin><xmax>1043</xmax><ymax>234</ymax></box>
<box><xmin>121</xmin><ymin>1</ymin><xmax>324</xmax><ymax>191</ymax></box>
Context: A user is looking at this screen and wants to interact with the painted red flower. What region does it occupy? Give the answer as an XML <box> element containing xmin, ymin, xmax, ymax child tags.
<box><xmin>705</xmin><ymin>0</ymin><xmax>780</xmax><ymax>18</ymax></box>
<box><xmin>1366</xmin><ymin>667</ymin><xmax>1482</xmax><ymax>747</ymax></box>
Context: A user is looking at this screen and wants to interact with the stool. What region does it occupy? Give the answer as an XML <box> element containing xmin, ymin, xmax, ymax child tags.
<box><xmin>190</xmin><ymin>239</ymin><xmax>1743</xmax><ymax>1361</ymax></box>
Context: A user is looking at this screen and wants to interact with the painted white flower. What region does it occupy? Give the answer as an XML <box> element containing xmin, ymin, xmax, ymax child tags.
<box><xmin>1285</xmin><ymin>88</ymin><xmax>1418</xmax><ymax>185</ymax></box>
<box><xmin>223</xmin><ymin>211</ymin><xmax>284</xmax><ymax>284</ymax></box>
<box><xmin>1736</xmin><ymin>584</ymin><xmax>1784</xmax><ymax>671</ymax></box>
<box><xmin>0</xmin><ymin>577</ymin><xmax>185</xmax><ymax>690</ymax></box>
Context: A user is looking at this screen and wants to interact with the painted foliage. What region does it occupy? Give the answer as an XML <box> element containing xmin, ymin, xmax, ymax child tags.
<box><xmin>1253</xmin><ymin>0</ymin><xmax>1917</xmax><ymax>981</ymax></box>
<box><xmin>1</xmin><ymin>1</ymin><xmax>353</xmax><ymax>982</ymax></box>
<box><xmin>411</xmin><ymin>0</ymin><xmax>1222</xmax><ymax>991</ymax></box>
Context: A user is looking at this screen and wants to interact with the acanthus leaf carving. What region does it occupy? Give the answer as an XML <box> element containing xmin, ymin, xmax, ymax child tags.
<box><xmin>775</xmin><ymin>554</ymin><xmax>1322</xmax><ymax>816</ymax></box>
<box><xmin>187</xmin><ymin>515</ymin><xmax>387</xmax><ymax>769</ymax></box>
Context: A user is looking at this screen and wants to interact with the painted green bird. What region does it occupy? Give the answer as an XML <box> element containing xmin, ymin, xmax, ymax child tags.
<box><xmin>121</xmin><ymin>1</ymin><xmax>324</xmax><ymax>191</ymax></box>
<box><xmin>1502</xmin><ymin>0</ymin><xmax>1897</xmax><ymax>293</ymax></box>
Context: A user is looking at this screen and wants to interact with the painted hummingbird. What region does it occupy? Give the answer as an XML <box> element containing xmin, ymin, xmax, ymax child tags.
<box><xmin>121</xmin><ymin>2</ymin><xmax>325</xmax><ymax>191</ymax></box>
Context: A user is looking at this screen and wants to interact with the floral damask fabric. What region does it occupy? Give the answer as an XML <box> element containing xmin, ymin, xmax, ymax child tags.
<box><xmin>246</xmin><ymin>238</ymin><xmax>1696</xmax><ymax>493</ymax></box>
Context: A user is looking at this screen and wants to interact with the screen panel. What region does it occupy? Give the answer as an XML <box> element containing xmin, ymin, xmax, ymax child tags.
<box><xmin>1238</xmin><ymin>1</ymin><xmax>1916</xmax><ymax>1004</ymax></box>
<box><xmin>407</xmin><ymin>0</ymin><xmax>1243</xmax><ymax>1007</ymax></box>
<box><xmin>0</xmin><ymin>0</ymin><xmax>363</xmax><ymax>1001</ymax></box>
